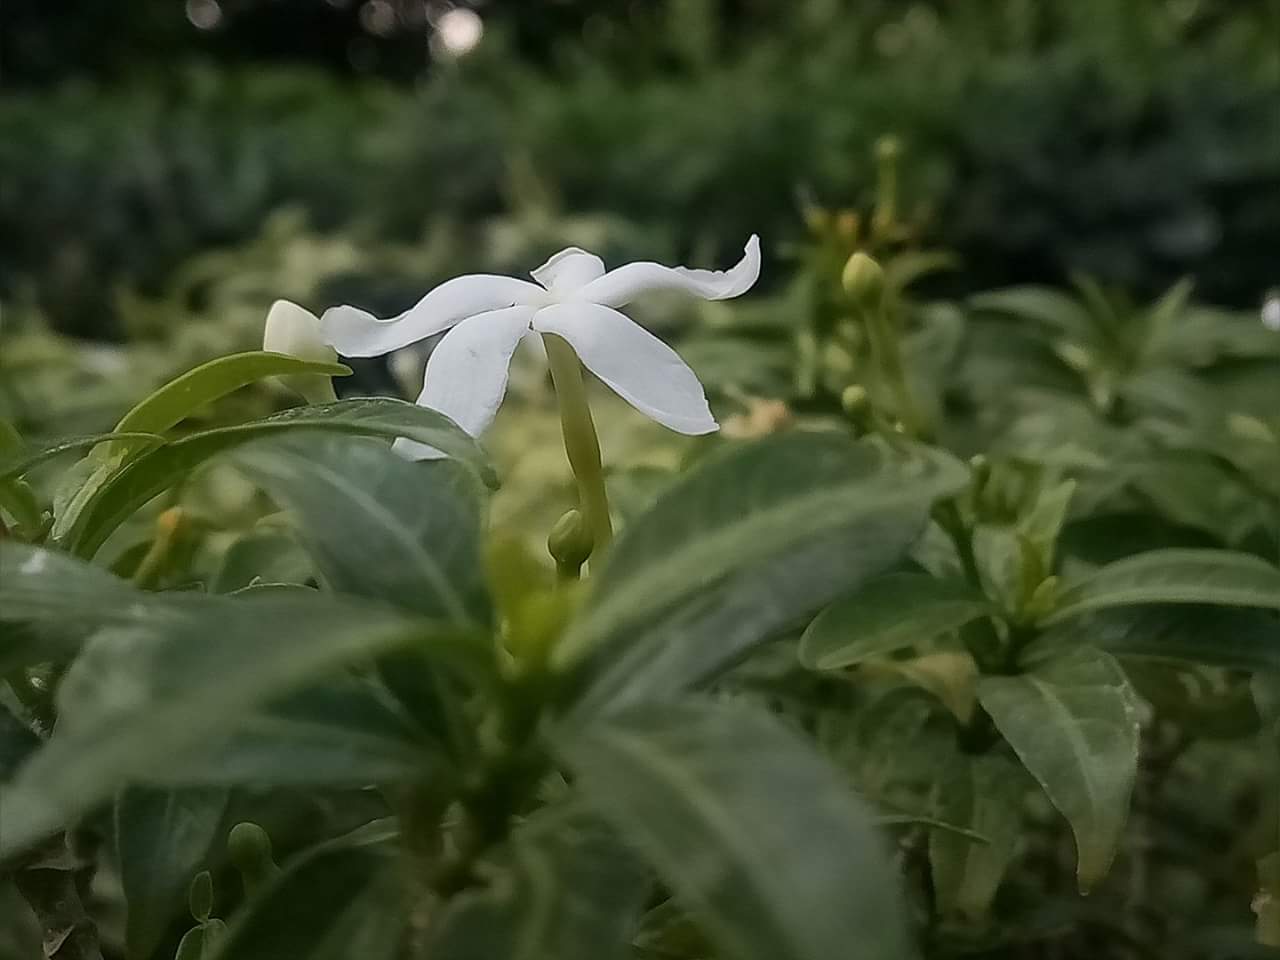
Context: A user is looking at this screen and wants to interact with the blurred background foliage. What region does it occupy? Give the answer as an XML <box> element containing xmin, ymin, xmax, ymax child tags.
<box><xmin>1</xmin><ymin>0</ymin><xmax>1278</xmax><ymax>344</ymax></box>
<box><xmin>3</xmin><ymin>4</ymin><xmax>1280</xmax><ymax>956</ymax></box>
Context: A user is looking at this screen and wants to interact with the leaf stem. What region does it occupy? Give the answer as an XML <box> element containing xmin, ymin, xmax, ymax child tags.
<box><xmin>542</xmin><ymin>333</ymin><xmax>613</xmax><ymax>557</ymax></box>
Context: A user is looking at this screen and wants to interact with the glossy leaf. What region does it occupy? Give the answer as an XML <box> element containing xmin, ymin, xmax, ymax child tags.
<box><xmin>208</xmin><ymin>821</ymin><xmax>405</xmax><ymax>960</ymax></box>
<box><xmin>799</xmin><ymin>572</ymin><xmax>989</xmax><ymax>670</ymax></box>
<box><xmin>978</xmin><ymin>646</ymin><xmax>1141</xmax><ymax>889</ymax></box>
<box><xmin>555</xmin><ymin>699</ymin><xmax>913</xmax><ymax>960</ymax></box>
<box><xmin>1046</xmin><ymin>549</ymin><xmax>1280</xmax><ymax>626</ymax></box>
<box><xmin>0</xmin><ymin>591</ymin><xmax>453</xmax><ymax>857</ymax></box>
<box><xmin>557</xmin><ymin>434</ymin><xmax>968</xmax><ymax>719</ymax></box>
<box><xmin>116</xmin><ymin>786</ymin><xmax>229</xmax><ymax>960</ymax></box>
<box><xmin>429</xmin><ymin>807</ymin><xmax>649</xmax><ymax>960</ymax></box>
<box><xmin>229</xmin><ymin>433</ymin><xmax>491</xmax><ymax>626</ymax></box>
<box><xmin>62</xmin><ymin>398</ymin><xmax>493</xmax><ymax>559</ymax></box>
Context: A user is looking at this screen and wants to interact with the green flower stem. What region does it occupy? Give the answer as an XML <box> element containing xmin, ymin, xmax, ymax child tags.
<box><xmin>542</xmin><ymin>333</ymin><xmax>613</xmax><ymax>555</ymax></box>
<box><xmin>859</xmin><ymin>301</ymin><xmax>924</xmax><ymax>440</ymax></box>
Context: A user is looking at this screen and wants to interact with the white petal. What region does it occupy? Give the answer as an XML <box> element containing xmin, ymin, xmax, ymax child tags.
<box><xmin>530</xmin><ymin>247</ymin><xmax>606</xmax><ymax>293</ymax></box>
<box><xmin>321</xmin><ymin>275</ymin><xmax>542</xmax><ymax>358</ymax></box>
<box><xmin>1263</xmin><ymin>296</ymin><xmax>1280</xmax><ymax>332</ymax></box>
<box><xmin>393</xmin><ymin>306</ymin><xmax>535</xmax><ymax>460</ymax></box>
<box><xmin>576</xmin><ymin>235</ymin><xmax>761</xmax><ymax>308</ymax></box>
<box><xmin>531</xmin><ymin>303</ymin><xmax>717</xmax><ymax>435</ymax></box>
<box><xmin>262</xmin><ymin>300</ymin><xmax>337</xmax><ymax>364</ymax></box>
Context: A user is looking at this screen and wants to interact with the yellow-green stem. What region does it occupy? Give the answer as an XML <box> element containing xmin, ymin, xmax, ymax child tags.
<box><xmin>542</xmin><ymin>334</ymin><xmax>613</xmax><ymax>555</ymax></box>
<box><xmin>860</xmin><ymin>301</ymin><xmax>924</xmax><ymax>439</ymax></box>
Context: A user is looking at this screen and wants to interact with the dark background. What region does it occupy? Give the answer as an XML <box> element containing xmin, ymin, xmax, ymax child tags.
<box><xmin>2</xmin><ymin>0</ymin><xmax>1278</xmax><ymax>338</ymax></box>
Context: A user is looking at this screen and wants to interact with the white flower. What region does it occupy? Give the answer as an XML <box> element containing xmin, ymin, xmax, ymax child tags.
<box><xmin>262</xmin><ymin>299</ymin><xmax>339</xmax><ymax>403</ymax></box>
<box><xmin>1263</xmin><ymin>294</ymin><xmax>1280</xmax><ymax>333</ymax></box>
<box><xmin>321</xmin><ymin>237</ymin><xmax>761</xmax><ymax>454</ymax></box>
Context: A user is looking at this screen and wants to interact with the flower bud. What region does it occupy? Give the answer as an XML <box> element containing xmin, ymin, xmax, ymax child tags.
<box><xmin>188</xmin><ymin>871</ymin><xmax>214</xmax><ymax>923</ymax></box>
<box><xmin>841</xmin><ymin>252</ymin><xmax>885</xmax><ymax>306</ymax></box>
<box><xmin>548</xmin><ymin>508</ymin><xmax>593</xmax><ymax>577</ymax></box>
<box><xmin>875</xmin><ymin>134</ymin><xmax>903</xmax><ymax>165</ymax></box>
<box><xmin>227</xmin><ymin>822</ymin><xmax>280</xmax><ymax>896</ymax></box>
<box><xmin>262</xmin><ymin>300</ymin><xmax>339</xmax><ymax>403</ymax></box>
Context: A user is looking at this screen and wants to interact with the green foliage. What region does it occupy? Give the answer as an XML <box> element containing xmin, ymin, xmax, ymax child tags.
<box><xmin>2</xmin><ymin>38</ymin><xmax>1280</xmax><ymax>948</ymax></box>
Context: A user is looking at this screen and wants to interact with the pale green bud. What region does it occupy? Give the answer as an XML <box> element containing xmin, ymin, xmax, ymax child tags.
<box><xmin>841</xmin><ymin>252</ymin><xmax>885</xmax><ymax>306</ymax></box>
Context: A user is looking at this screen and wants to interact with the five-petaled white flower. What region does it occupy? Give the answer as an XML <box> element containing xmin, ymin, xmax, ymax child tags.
<box><xmin>321</xmin><ymin>237</ymin><xmax>760</xmax><ymax>456</ymax></box>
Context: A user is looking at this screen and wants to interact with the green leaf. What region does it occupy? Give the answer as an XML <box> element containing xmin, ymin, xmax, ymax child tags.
<box><xmin>969</xmin><ymin>286</ymin><xmax>1098</xmax><ymax>344</ymax></box>
<box><xmin>978</xmin><ymin>646</ymin><xmax>1141</xmax><ymax>889</ymax></box>
<box><xmin>799</xmin><ymin>573</ymin><xmax>989</xmax><ymax>670</ymax></box>
<box><xmin>210</xmin><ymin>530</ymin><xmax>314</xmax><ymax>594</ymax></box>
<box><xmin>114</xmin><ymin>351</ymin><xmax>351</xmax><ymax>440</ymax></box>
<box><xmin>1053</xmin><ymin>604</ymin><xmax>1280</xmax><ymax>673</ymax></box>
<box><xmin>0</xmin><ymin>883</ymin><xmax>41</xmax><ymax>960</ymax></box>
<box><xmin>0</xmin><ymin>542</ymin><xmax>193</xmax><ymax>671</ymax></box>
<box><xmin>157</xmin><ymin>677</ymin><xmax>447</xmax><ymax>788</ymax></box>
<box><xmin>52</xmin><ymin>352</ymin><xmax>352</xmax><ymax>542</ymax></box>
<box><xmin>555</xmin><ymin>699</ymin><xmax>913</xmax><ymax>960</ymax></box>
<box><xmin>208</xmin><ymin>821</ymin><xmax>405</xmax><ymax>960</ymax></box>
<box><xmin>1046</xmin><ymin>549</ymin><xmax>1280</xmax><ymax>626</ymax></box>
<box><xmin>0</xmin><ymin>703</ymin><xmax>40</xmax><ymax>781</ymax></box>
<box><xmin>62</xmin><ymin>398</ymin><xmax>494</xmax><ymax>559</ymax></box>
<box><xmin>228</xmin><ymin>433</ymin><xmax>491</xmax><ymax>626</ymax></box>
<box><xmin>429</xmin><ymin>807</ymin><xmax>649</xmax><ymax>960</ymax></box>
<box><xmin>558</xmin><ymin>434</ymin><xmax>968</xmax><ymax>719</ymax></box>
<box><xmin>929</xmin><ymin>753</ymin><xmax>1027</xmax><ymax>921</ymax></box>
<box><xmin>0</xmin><ymin>431</ymin><xmax>166</xmax><ymax>481</ymax></box>
<box><xmin>116</xmin><ymin>786</ymin><xmax>229</xmax><ymax>960</ymax></box>
<box><xmin>0</xmin><ymin>590</ymin><xmax>458</xmax><ymax>857</ymax></box>
<box><xmin>0</xmin><ymin>477</ymin><xmax>44</xmax><ymax>533</ymax></box>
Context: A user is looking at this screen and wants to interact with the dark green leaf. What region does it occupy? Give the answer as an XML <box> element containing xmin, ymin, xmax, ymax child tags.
<box><xmin>1056</xmin><ymin>604</ymin><xmax>1280</xmax><ymax>672</ymax></box>
<box><xmin>157</xmin><ymin>677</ymin><xmax>446</xmax><ymax>788</ymax></box>
<box><xmin>429</xmin><ymin>807</ymin><xmax>649</xmax><ymax>960</ymax></box>
<box><xmin>228</xmin><ymin>433</ymin><xmax>491</xmax><ymax>626</ymax></box>
<box><xmin>929</xmin><ymin>753</ymin><xmax>1026</xmax><ymax>921</ymax></box>
<box><xmin>558</xmin><ymin>435</ymin><xmax>968</xmax><ymax>719</ymax></box>
<box><xmin>0</xmin><ymin>702</ymin><xmax>40</xmax><ymax>781</ymax></box>
<box><xmin>116</xmin><ymin>786</ymin><xmax>229</xmax><ymax>960</ymax></box>
<box><xmin>63</xmin><ymin>398</ymin><xmax>493</xmax><ymax>559</ymax></box>
<box><xmin>208</xmin><ymin>820</ymin><xmax>405</xmax><ymax>960</ymax></box>
<box><xmin>1046</xmin><ymin>549</ymin><xmax>1280</xmax><ymax>625</ymax></box>
<box><xmin>555</xmin><ymin>699</ymin><xmax>913</xmax><ymax>960</ymax></box>
<box><xmin>978</xmin><ymin>646</ymin><xmax>1141</xmax><ymax>890</ymax></box>
<box><xmin>0</xmin><ymin>591</ymin><xmax>458</xmax><ymax>857</ymax></box>
<box><xmin>0</xmin><ymin>542</ymin><xmax>193</xmax><ymax>671</ymax></box>
<box><xmin>799</xmin><ymin>573</ymin><xmax>989</xmax><ymax>670</ymax></box>
<box><xmin>0</xmin><ymin>883</ymin><xmax>41</xmax><ymax>960</ymax></box>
